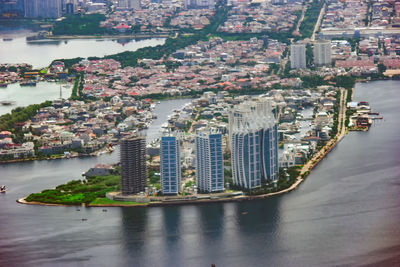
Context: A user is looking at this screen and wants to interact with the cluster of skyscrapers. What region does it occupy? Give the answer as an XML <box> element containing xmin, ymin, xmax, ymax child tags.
<box><xmin>0</xmin><ymin>0</ymin><xmax>77</xmax><ymax>18</ymax></box>
<box><xmin>120</xmin><ymin>131</ymin><xmax>224</xmax><ymax>196</ymax></box>
<box><xmin>120</xmin><ymin>98</ymin><xmax>279</xmax><ymax>196</ymax></box>
<box><xmin>290</xmin><ymin>40</ymin><xmax>332</xmax><ymax>69</ymax></box>
<box><xmin>160</xmin><ymin>130</ymin><xmax>224</xmax><ymax>195</ymax></box>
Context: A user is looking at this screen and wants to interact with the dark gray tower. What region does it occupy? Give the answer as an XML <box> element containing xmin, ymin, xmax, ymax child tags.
<box><xmin>120</xmin><ymin>135</ymin><xmax>147</xmax><ymax>195</ymax></box>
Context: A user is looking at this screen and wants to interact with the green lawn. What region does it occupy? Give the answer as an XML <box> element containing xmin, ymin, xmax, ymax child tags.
<box><xmin>90</xmin><ymin>198</ymin><xmax>145</xmax><ymax>206</ymax></box>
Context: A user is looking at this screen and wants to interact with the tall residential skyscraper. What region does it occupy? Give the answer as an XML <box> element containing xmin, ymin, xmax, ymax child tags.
<box><xmin>120</xmin><ymin>135</ymin><xmax>147</xmax><ymax>195</ymax></box>
<box><xmin>0</xmin><ymin>0</ymin><xmax>25</xmax><ymax>18</ymax></box>
<box><xmin>160</xmin><ymin>136</ymin><xmax>181</xmax><ymax>195</ymax></box>
<box><xmin>118</xmin><ymin>0</ymin><xmax>141</xmax><ymax>10</ymax></box>
<box><xmin>229</xmin><ymin>98</ymin><xmax>279</xmax><ymax>190</ymax></box>
<box><xmin>290</xmin><ymin>43</ymin><xmax>306</xmax><ymax>69</ymax></box>
<box><xmin>314</xmin><ymin>40</ymin><xmax>332</xmax><ymax>66</ymax></box>
<box><xmin>184</xmin><ymin>0</ymin><xmax>215</xmax><ymax>9</ymax></box>
<box><xmin>24</xmin><ymin>0</ymin><xmax>61</xmax><ymax>18</ymax></box>
<box><xmin>195</xmin><ymin>130</ymin><xmax>224</xmax><ymax>193</ymax></box>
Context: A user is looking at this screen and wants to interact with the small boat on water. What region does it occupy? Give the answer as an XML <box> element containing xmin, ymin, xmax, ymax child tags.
<box><xmin>0</xmin><ymin>83</ymin><xmax>8</xmax><ymax>88</ymax></box>
<box><xmin>0</xmin><ymin>100</ymin><xmax>14</xmax><ymax>106</ymax></box>
<box><xmin>20</xmin><ymin>81</ymin><xmax>37</xmax><ymax>87</ymax></box>
<box><xmin>2</xmin><ymin>38</ymin><xmax>13</xmax><ymax>41</ymax></box>
<box><xmin>0</xmin><ymin>185</ymin><xmax>6</xmax><ymax>193</ymax></box>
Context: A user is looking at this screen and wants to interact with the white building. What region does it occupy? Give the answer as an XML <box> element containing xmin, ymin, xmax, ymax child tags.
<box><xmin>195</xmin><ymin>130</ymin><xmax>224</xmax><ymax>193</ymax></box>
<box><xmin>118</xmin><ymin>0</ymin><xmax>141</xmax><ymax>10</ymax></box>
<box><xmin>184</xmin><ymin>0</ymin><xmax>215</xmax><ymax>9</ymax></box>
<box><xmin>229</xmin><ymin>98</ymin><xmax>279</xmax><ymax>190</ymax></box>
<box><xmin>314</xmin><ymin>40</ymin><xmax>332</xmax><ymax>66</ymax></box>
<box><xmin>290</xmin><ymin>43</ymin><xmax>306</xmax><ymax>69</ymax></box>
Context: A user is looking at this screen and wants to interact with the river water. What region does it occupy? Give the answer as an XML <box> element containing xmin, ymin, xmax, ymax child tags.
<box><xmin>0</xmin><ymin>82</ymin><xmax>72</xmax><ymax>115</ymax></box>
<box><xmin>0</xmin><ymin>29</ymin><xmax>165</xmax><ymax>69</ymax></box>
<box><xmin>0</xmin><ymin>80</ymin><xmax>399</xmax><ymax>266</ymax></box>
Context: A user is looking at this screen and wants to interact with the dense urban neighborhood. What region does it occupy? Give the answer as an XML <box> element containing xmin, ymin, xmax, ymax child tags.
<box><xmin>0</xmin><ymin>0</ymin><xmax>399</xmax><ymax>205</ymax></box>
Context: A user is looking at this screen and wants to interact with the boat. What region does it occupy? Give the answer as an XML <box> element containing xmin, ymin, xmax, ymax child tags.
<box><xmin>0</xmin><ymin>185</ymin><xmax>6</xmax><ymax>193</ymax></box>
<box><xmin>2</xmin><ymin>38</ymin><xmax>13</xmax><ymax>41</ymax></box>
<box><xmin>20</xmin><ymin>81</ymin><xmax>37</xmax><ymax>86</ymax></box>
<box><xmin>0</xmin><ymin>101</ymin><xmax>14</xmax><ymax>106</ymax></box>
<box><xmin>0</xmin><ymin>83</ymin><xmax>8</xmax><ymax>88</ymax></box>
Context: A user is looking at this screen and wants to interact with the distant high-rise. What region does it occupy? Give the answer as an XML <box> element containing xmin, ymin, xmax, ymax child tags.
<box><xmin>0</xmin><ymin>0</ymin><xmax>25</xmax><ymax>18</ymax></box>
<box><xmin>118</xmin><ymin>0</ymin><xmax>141</xmax><ymax>10</ymax></box>
<box><xmin>24</xmin><ymin>0</ymin><xmax>61</xmax><ymax>18</ymax></box>
<box><xmin>120</xmin><ymin>135</ymin><xmax>147</xmax><ymax>195</ymax></box>
<box><xmin>314</xmin><ymin>40</ymin><xmax>331</xmax><ymax>66</ymax></box>
<box><xmin>65</xmin><ymin>2</ymin><xmax>74</xmax><ymax>14</ymax></box>
<box><xmin>160</xmin><ymin>136</ymin><xmax>181</xmax><ymax>195</ymax></box>
<box><xmin>229</xmin><ymin>98</ymin><xmax>279</xmax><ymax>190</ymax></box>
<box><xmin>290</xmin><ymin>43</ymin><xmax>306</xmax><ymax>69</ymax></box>
<box><xmin>195</xmin><ymin>131</ymin><xmax>224</xmax><ymax>193</ymax></box>
<box><xmin>184</xmin><ymin>0</ymin><xmax>215</xmax><ymax>9</ymax></box>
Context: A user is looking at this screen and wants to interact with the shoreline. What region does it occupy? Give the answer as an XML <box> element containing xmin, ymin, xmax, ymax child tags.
<box><xmin>0</xmin><ymin>147</ymin><xmax>113</xmax><ymax>164</ymax></box>
<box><xmin>16</xmin><ymin>89</ymin><xmax>349</xmax><ymax>208</ymax></box>
<box><xmin>45</xmin><ymin>33</ymin><xmax>171</xmax><ymax>40</ymax></box>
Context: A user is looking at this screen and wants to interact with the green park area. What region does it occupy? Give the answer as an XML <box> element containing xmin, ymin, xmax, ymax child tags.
<box><xmin>25</xmin><ymin>174</ymin><xmax>120</xmax><ymax>205</ymax></box>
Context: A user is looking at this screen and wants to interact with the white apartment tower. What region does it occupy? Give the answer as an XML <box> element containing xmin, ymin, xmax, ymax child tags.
<box><xmin>229</xmin><ymin>98</ymin><xmax>279</xmax><ymax>190</ymax></box>
<box><xmin>184</xmin><ymin>0</ymin><xmax>215</xmax><ymax>9</ymax></box>
<box><xmin>290</xmin><ymin>43</ymin><xmax>306</xmax><ymax>69</ymax></box>
<box><xmin>24</xmin><ymin>0</ymin><xmax>61</xmax><ymax>18</ymax></box>
<box><xmin>118</xmin><ymin>0</ymin><xmax>141</xmax><ymax>10</ymax></box>
<box><xmin>195</xmin><ymin>130</ymin><xmax>224</xmax><ymax>193</ymax></box>
<box><xmin>314</xmin><ymin>40</ymin><xmax>332</xmax><ymax>66</ymax></box>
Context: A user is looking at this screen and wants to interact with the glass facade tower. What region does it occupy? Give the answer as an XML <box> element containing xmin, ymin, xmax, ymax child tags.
<box><xmin>161</xmin><ymin>136</ymin><xmax>181</xmax><ymax>195</ymax></box>
<box><xmin>195</xmin><ymin>132</ymin><xmax>224</xmax><ymax>193</ymax></box>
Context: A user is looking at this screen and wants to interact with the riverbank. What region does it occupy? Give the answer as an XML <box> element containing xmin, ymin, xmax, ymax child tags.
<box><xmin>46</xmin><ymin>33</ymin><xmax>171</xmax><ymax>40</ymax></box>
<box><xmin>0</xmin><ymin>146</ymin><xmax>113</xmax><ymax>164</ymax></box>
<box><xmin>16</xmin><ymin>88</ymin><xmax>349</xmax><ymax>208</ymax></box>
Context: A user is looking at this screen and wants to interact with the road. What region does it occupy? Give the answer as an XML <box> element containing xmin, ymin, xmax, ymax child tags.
<box><xmin>311</xmin><ymin>2</ymin><xmax>326</xmax><ymax>41</ymax></box>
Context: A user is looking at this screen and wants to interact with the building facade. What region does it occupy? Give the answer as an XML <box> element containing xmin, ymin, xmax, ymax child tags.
<box><xmin>290</xmin><ymin>43</ymin><xmax>306</xmax><ymax>69</ymax></box>
<box><xmin>120</xmin><ymin>135</ymin><xmax>147</xmax><ymax>195</ymax></box>
<box><xmin>0</xmin><ymin>0</ymin><xmax>25</xmax><ymax>18</ymax></box>
<box><xmin>195</xmin><ymin>131</ymin><xmax>224</xmax><ymax>193</ymax></box>
<box><xmin>184</xmin><ymin>0</ymin><xmax>215</xmax><ymax>9</ymax></box>
<box><xmin>24</xmin><ymin>0</ymin><xmax>61</xmax><ymax>18</ymax></box>
<box><xmin>160</xmin><ymin>136</ymin><xmax>181</xmax><ymax>195</ymax></box>
<box><xmin>118</xmin><ymin>0</ymin><xmax>141</xmax><ymax>10</ymax></box>
<box><xmin>229</xmin><ymin>98</ymin><xmax>279</xmax><ymax>190</ymax></box>
<box><xmin>314</xmin><ymin>40</ymin><xmax>332</xmax><ymax>66</ymax></box>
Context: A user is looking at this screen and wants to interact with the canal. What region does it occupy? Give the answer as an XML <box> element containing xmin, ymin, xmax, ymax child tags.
<box><xmin>0</xmin><ymin>29</ymin><xmax>165</xmax><ymax>69</ymax></box>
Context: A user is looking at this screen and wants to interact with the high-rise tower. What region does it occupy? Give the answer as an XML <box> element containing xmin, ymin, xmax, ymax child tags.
<box><xmin>195</xmin><ymin>130</ymin><xmax>224</xmax><ymax>193</ymax></box>
<box><xmin>160</xmin><ymin>136</ymin><xmax>181</xmax><ymax>195</ymax></box>
<box><xmin>314</xmin><ymin>40</ymin><xmax>331</xmax><ymax>66</ymax></box>
<box><xmin>229</xmin><ymin>98</ymin><xmax>279</xmax><ymax>190</ymax></box>
<box><xmin>290</xmin><ymin>43</ymin><xmax>306</xmax><ymax>69</ymax></box>
<box><xmin>120</xmin><ymin>135</ymin><xmax>147</xmax><ymax>195</ymax></box>
<box><xmin>24</xmin><ymin>0</ymin><xmax>61</xmax><ymax>18</ymax></box>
